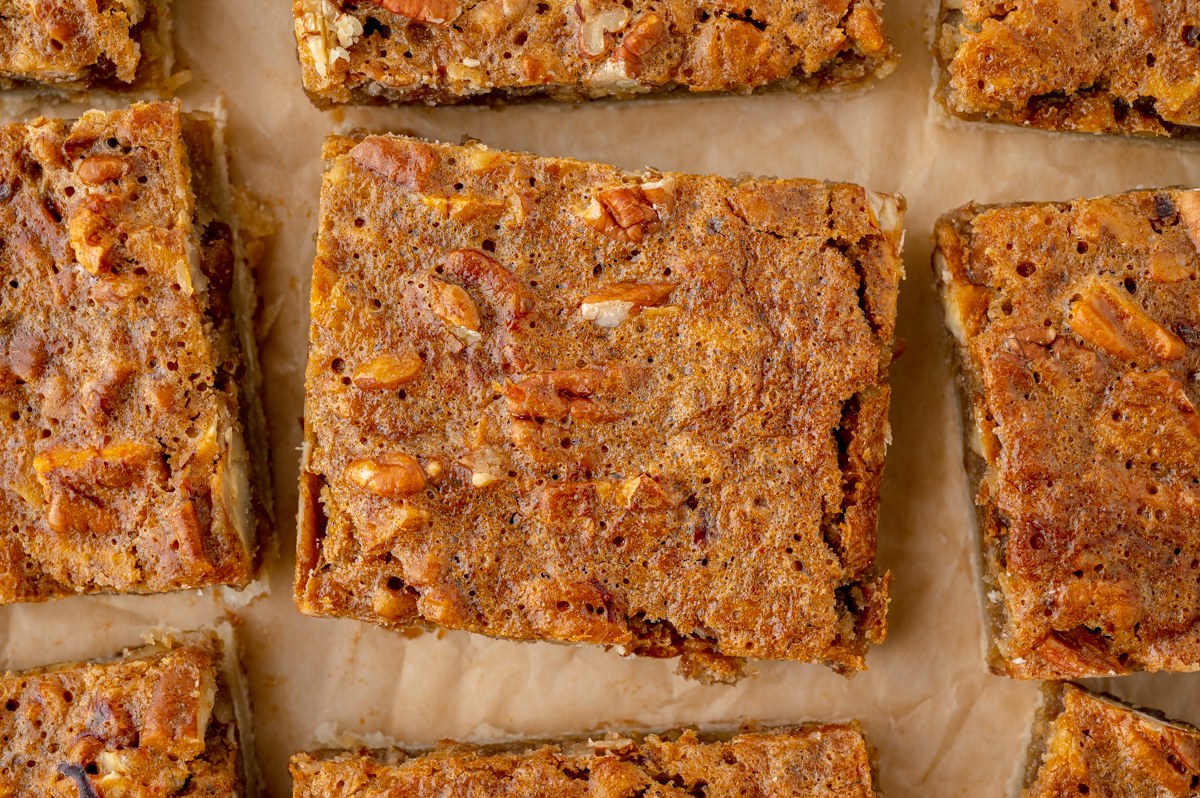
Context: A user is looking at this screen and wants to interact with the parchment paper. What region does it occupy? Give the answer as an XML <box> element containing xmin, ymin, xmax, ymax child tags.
<box><xmin>2</xmin><ymin>1</ymin><xmax>1199</xmax><ymax>796</ymax></box>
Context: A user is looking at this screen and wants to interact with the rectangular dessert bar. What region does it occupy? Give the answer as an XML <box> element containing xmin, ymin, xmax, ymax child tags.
<box><xmin>292</xmin><ymin>0</ymin><xmax>897</xmax><ymax>107</ymax></box>
<box><xmin>297</xmin><ymin>135</ymin><xmax>902</xmax><ymax>681</ymax></box>
<box><xmin>0</xmin><ymin>0</ymin><xmax>184</xmax><ymax>104</ymax></box>
<box><xmin>0</xmin><ymin>101</ymin><xmax>273</xmax><ymax>601</ymax></box>
<box><xmin>932</xmin><ymin>0</ymin><xmax>1200</xmax><ymax>138</ymax></box>
<box><xmin>935</xmin><ymin>188</ymin><xmax>1200</xmax><ymax>679</ymax></box>
<box><xmin>1021</xmin><ymin>683</ymin><xmax>1200</xmax><ymax>798</ymax></box>
<box><xmin>0</xmin><ymin>627</ymin><xmax>254</xmax><ymax>798</ymax></box>
<box><xmin>292</xmin><ymin>724</ymin><xmax>879</xmax><ymax>798</ymax></box>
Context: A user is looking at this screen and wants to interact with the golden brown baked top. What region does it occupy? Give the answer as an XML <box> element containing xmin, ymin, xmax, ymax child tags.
<box><xmin>0</xmin><ymin>101</ymin><xmax>271</xmax><ymax>601</ymax></box>
<box><xmin>291</xmin><ymin>725</ymin><xmax>876</xmax><ymax>798</ymax></box>
<box><xmin>1023</xmin><ymin>683</ymin><xmax>1200</xmax><ymax>798</ymax></box>
<box><xmin>933</xmin><ymin>0</ymin><xmax>1200</xmax><ymax>138</ymax></box>
<box><xmin>935</xmin><ymin>189</ymin><xmax>1200</xmax><ymax>679</ymax></box>
<box><xmin>292</xmin><ymin>0</ymin><xmax>897</xmax><ymax>106</ymax></box>
<box><xmin>0</xmin><ymin>629</ymin><xmax>245</xmax><ymax>798</ymax></box>
<box><xmin>298</xmin><ymin>135</ymin><xmax>901</xmax><ymax>681</ymax></box>
<box><xmin>0</xmin><ymin>0</ymin><xmax>179</xmax><ymax>99</ymax></box>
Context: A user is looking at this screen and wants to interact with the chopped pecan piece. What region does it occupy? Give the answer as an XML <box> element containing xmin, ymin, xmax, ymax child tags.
<box><xmin>68</xmin><ymin>194</ymin><xmax>123</xmax><ymax>275</ymax></box>
<box><xmin>1051</xmin><ymin>578</ymin><xmax>1141</xmax><ymax>633</ymax></box>
<box><xmin>1073</xmin><ymin>198</ymin><xmax>1153</xmax><ymax>244</ymax></box>
<box><xmin>618</xmin><ymin>474</ymin><xmax>678</xmax><ymax>510</ymax></box>
<box><xmin>34</xmin><ymin>443</ymin><xmax>165</xmax><ymax>490</ymax></box>
<box><xmin>1032</xmin><ymin>628</ymin><xmax>1127</xmax><ymax>676</ymax></box>
<box><xmin>1069</xmin><ymin>278</ymin><xmax>1184</xmax><ymax>362</ymax></box>
<box><xmin>365</xmin><ymin>0</ymin><xmax>462</xmax><ymax>24</ymax></box>
<box><xmin>583</xmin><ymin>186</ymin><xmax>661</xmax><ymax>243</ymax></box>
<box><xmin>6</xmin><ymin>329</ymin><xmax>49</xmax><ymax>381</ymax></box>
<box><xmin>449</xmin><ymin>197</ymin><xmax>505</xmax><ymax>222</ymax></box>
<box><xmin>1118</xmin><ymin>719</ymin><xmax>1194</xmax><ymax>795</ymax></box>
<box><xmin>441</xmin><ymin>249</ymin><xmax>535</xmax><ymax>326</ymax></box>
<box><xmin>577</xmin><ymin>4</ymin><xmax>629</xmax><ymax>58</ymax></box>
<box><xmin>430</xmin><ymin>278</ymin><xmax>483</xmax><ymax>345</ymax></box>
<box><xmin>345</xmin><ymin>453</ymin><xmax>428</xmax><ymax>497</ymax></box>
<box><xmin>77</xmin><ymin>155</ymin><xmax>131</xmax><ymax>186</ymax></box>
<box><xmin>457</xmin><ymin>445</ymin><xmax>507</xmax><ymax>487</ymax></box>
<box><xmin>621</xmin><ymin>13</ymin><xmax>664</xmax><ymax>56</ymax></box>
<box><xmin>599</xmin><ymin>186</ymin><xmax>657</xmax><ymax>229</ymax></box>
<box><xmin>1179</xmin><ymin>190</ymin><xmax>1200</xmax><ymax>254</ymax></box>
<box><xmin>519</xmin><ymin>577</ymin><xmax>631</xmax><ymax>644</ymax></box>
<box><xmin>866</xmin><ymin>189</ymin><xmax>901</xmax><ymax>233</ymax></box>
<box><xmin>520</xmin><ymin>54</ymin><xmax>549</xmax><ymax>83</ymax></box>
<box><xmin>844</xmin><ymin>6</ymin><xmax>889</xmax><ymax>56</ymax></box>
<box><xmin>581</xmin><ymin>281</ymin><xmax>675</xmax><ymax>327</ymax></box>
<box><xmin>352</xmin><ymin>352</ymin><xmax>424</xmax><ymax>390</ymax></box>
<box><xmin>1148</xmin><ymin>233</ymin><xmax>1195</xmax><ymax>282</ymax></box>
<box><xmin>639</xmin><ymin>176</ymin><xmax>676</xmax><ymax>216</ymax></box>
<box><xmin>349</xmin><ymin>137</ymin><xmax>437</xmax><ymax>191</ymax></box>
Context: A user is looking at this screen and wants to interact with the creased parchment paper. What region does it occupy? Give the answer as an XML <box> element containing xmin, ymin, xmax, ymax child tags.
<box><xmin>2</xmin><ymin>2</ymin><xmax>1199</xmax><ymax>796</ymax></box>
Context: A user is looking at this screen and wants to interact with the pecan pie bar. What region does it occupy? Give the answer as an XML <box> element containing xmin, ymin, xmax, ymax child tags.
<box><xmin>0</xmin><ymin>626</ymin><xmax>255</xmax><ymax>798</ymax></box>
<box><xmin>292</xmin><ymin>724</ymin><xmax>879</xmax><ymax>798</ymax></box>
<box><xmin>935</xmin><ymin>189</ymin><xmax>1200</xmax><ymax>679</ymax></box>
<box><xmin>297</xmin><ymin>135</ymin><xmax>902</xmax><ymax>681</ymax></box>
<box><xmin>0</xmin><ymin>0</ymin><xmax>184</xmax><ymax>104</ymax></box>
<box><xmin>292</xmin><ymin>0</ymin><xmax>897</xmax><ymax>107</ymax></box>
<box><xmin>932</xmin><ymin>0</ymin><xmax>1200</xmax><ymax>138</ymax></box>
<box><xmin>1021</xmin><ymin>682</ymin><xmax>1200</xmax><ymax>798</ymax></box>
<box><xmin>0</xmin><ymin>101</ymin><xmax>273</xmax><ymax>601</ymax></box>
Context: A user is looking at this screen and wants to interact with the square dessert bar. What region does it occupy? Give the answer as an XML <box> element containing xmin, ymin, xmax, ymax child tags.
<box><xmin>935</xmin><ymin>189</ymin><xmax>1200</xmax><ymax>679</ymax></box>
<box><xmin>1021</xmin><ymin>683</ymin><xmax>1200</xmax><ymax>798</ymax></box>
<box><xmin>292</xmin><ymin>724</ymin><xmax>879</xmax><ymax>798</ymax></box>
<box><xmin>932</xmin><ymin>0</ymin><xmax>1200</xmax><ymax>138</ymax></box>
<box><xmin>298</xmin><ymin>135</ymin><xmax>902</xmax><ymax>681</ymax></box>
<box><xmin>292</xmin><ymin>0</ymin><xmax>897</xmax><ymax>107</ymax></box>
<box><xmin>0</xmin><ymin>0</ymin><xmax>184</xmax><ymax>103</ymax></box>
<box><xmin>0</xmin><ymin>101</ymin><xmax>273</xmax><ymax>601</ymax></box>
<box><xmin>0</xmin><ymin>627</ymin><xmax>253</xmax><ymax>798</ymax></box>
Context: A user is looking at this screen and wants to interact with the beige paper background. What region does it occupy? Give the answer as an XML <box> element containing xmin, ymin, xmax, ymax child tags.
<box><xmin>2</xmin><ymin>1</ymin><xmax>1200</xmax><ymax>796</ymax></box>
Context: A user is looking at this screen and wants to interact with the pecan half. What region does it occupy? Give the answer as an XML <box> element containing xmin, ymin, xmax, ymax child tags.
<box><xmin>581</xmin><ymin>281</ymin><xmax>675</xmax><ymax>327</ymax></box>
<box><xmin>353</xmin><ymin>352</ymin><xmax>425</xmax><ymax>390</ymax></box>
<box><xmin>345</xmin><ymin>453</ymin><xmax>427</xmax><ymax>498</ymax></box>
<box><xmin>502</xmin><ymin>367</ymin><xmax>639</xmax><ymax>422</ymax></box>
<box><xmin>366</xmin><ymin>0</ymin><xmax>461</xmax><ymax>24</ymax></box>
<box><xmin>1069</xmin><ymin>278</ymin><xmax>1185</xmax><ymax>362</ymax></box>
<box><xmin>430</xmin><ymin>279</ymin><xmax>482</xmax><ymax>345</ymax></box>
